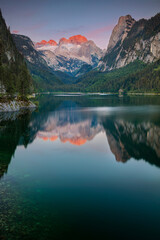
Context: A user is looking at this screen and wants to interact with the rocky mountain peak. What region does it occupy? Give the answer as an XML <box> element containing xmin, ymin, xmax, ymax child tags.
<box><xmin>59</xmin><ymin>35</ymin><xmax>88</xmax><ymax>45</ymax></box>
<box><xmin>36</xmin><ymin>39</ymin><xmax>57</xmax><ymax>46</ymax></box>
<box><xmin>59</xmin><ymin>37</ymin><xmax>69</xmax><ymax>45</ymax></box>
<box><xmin>107</xmin><ymin>14</ymin><xmax>135</xmax><ymax>52</ymax></box>
<box><xmin>47</xmin><ymin>39</ymin><xmax>57</xmax><ymax>46</ymax></box>
<box><xmin>118</xmin><ymin>14</ymin><xmax>133</xmax><ymax>24</ymax></box>
<box><xmin>69</xmin><ymin>35</ymin><xmax>88</xmax><ymax>44</ymax></box>
<box><xmin>101</xmin><ymin>12</ymin><xmax>160</xmax><ymax>71</ymax></box>
<box><xmin>34</xmin><ymin>35</ymin><xmax>103</xmax><ymax>76</ymax></box>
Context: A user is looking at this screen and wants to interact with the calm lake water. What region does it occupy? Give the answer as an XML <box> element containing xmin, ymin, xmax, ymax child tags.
<box><xmin>1</xmin><ymin>95</ymin><xmax>160</xmax><ymax>240</ymax></box>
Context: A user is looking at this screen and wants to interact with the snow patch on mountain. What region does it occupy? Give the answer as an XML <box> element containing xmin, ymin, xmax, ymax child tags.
<box><xmin>35</xmin><ymin>40</ymin><xmax>103</xmax><ymax>75</ymax></box>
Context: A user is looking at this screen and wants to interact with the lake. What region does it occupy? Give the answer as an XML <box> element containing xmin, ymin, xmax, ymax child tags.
<box><xmin>1</xmin><ymin>95</ymin><xmax>160</xmax><ymax>240</ymax></box>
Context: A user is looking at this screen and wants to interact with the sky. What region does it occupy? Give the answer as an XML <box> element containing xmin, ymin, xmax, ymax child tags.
<box><xmin>1</xmin><ymin>0</ymin><xmax>160</xmax><ymax>49</ymax></box>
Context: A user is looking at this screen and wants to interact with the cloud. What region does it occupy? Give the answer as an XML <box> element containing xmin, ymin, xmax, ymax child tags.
<box><xmin>12</xmin><ymin>30</ymin><xmax>19</xmax><ymax>34</ymax></box>
<box><xmin>87</xmin><ymin>24</ymin><xmax>114</xmax><ymax>38</ymax></box>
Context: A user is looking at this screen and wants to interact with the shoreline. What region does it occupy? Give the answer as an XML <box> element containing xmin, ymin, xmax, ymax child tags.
<box><xmin>127</xmin><ymin>92</ymin><xmax>160</xmax><ymax>96</ymax></box>
<box><xmin>34</xmin><ymin>91</ymin><xmax>160</xmax><ymax>96</ymax></box>
<box><xmin>1</xmin><ymin>92</ymin><xmax>160</xmax><ymax>112</ymax></box>
<box><xmin>35</xmin><ymin>92</ymin><xmax>116</xmax><ymax>96</ymax></box>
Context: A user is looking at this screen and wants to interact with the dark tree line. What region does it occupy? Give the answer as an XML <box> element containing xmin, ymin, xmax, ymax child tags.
<box><xmin>0</xmin><ymin>10</ymin><xmax>33</xmax><ymax>98</ymax></box>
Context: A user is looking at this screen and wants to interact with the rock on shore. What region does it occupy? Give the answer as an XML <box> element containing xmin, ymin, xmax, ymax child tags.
<box><xmin>0</xmin><ymin>100</ymin><xmax>36</xmax><ymax>112</ymax></box>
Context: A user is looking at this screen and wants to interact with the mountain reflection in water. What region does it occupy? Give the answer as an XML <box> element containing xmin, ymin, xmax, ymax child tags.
<box><xmin>1</xmin><ymin>95</ymin><xmax>160</xmax><ymax>179</ymax></box>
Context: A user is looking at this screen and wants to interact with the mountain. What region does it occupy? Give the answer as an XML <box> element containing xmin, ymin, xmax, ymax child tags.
<box><xmin>0</xmin><ymin>10</ymin><xmax>32</xmax><ymax>97</ymax></box>
<box><xmin>12</xmin><ymin>33</ymin><xmax>98</xmax><ymax>87</ymax></box>
<box><xmin>12</xmin><ymin>34</ymin><xmax>49</xmax><ymax>68</ymax></box>
<box><xmin>35</xmin><ymin>35</ymin><xmax>103</xmax><ymax>76</ymax></box>
<box><xmin>77</xmin><ymin>13</ymin><xmax>160</xmax><ymax>93</ymax></box>
<box><xmin>107</xmin><ymin>15</ymin><xmax>135</xmax><ymax>54</ymax></box>
<box><xmin>101</xmin><ymin>13</ymin><xmax>160</xmax><ymax>70</ymax></box>
<box><xmin>9</xmin><ymin>12</ymin><xmax>160</xmax><ymax>93</ymax></box>
<box><xmin>12</xmin><ymin>34</ymin><xmax>65</xmax><ymax>91</ymax></box>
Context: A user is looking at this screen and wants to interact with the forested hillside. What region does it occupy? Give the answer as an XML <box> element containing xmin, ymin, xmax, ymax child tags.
<box><xmin>1</xmin><ymin>9</ymin><xmax>160</xmax><ymax>95</ymax></box>
<box><xmin>0</xmin><ymin>10</ymin><xmax>32</xmax><ymax>97</ymax></box>
<box><xmin>76</xmin><ymin>60</ymin><xmax>160</xmax><ymax>93</ymax></box>
<box><xmin>30</xmin><ymin>59</ymin><xmax>160</xmax><ymax>93</ymax></box>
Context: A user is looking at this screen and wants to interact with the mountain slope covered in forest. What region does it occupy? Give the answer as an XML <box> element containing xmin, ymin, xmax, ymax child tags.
<box><xmin>0</xmin><ymin>10</ymin><xmax>32</xmax><ymax>97</ymax></box>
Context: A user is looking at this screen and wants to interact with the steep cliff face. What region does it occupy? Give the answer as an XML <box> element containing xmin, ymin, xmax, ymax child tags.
<box><xmin>12</xmin><ymin>34</ymin><xmax>48</xmax><ymax>67</ymax></box>
<box><xmin>13</xmin><ymin>33</ymin><xmax>103</xmax><ymax>81</ymax></box>
<box><xmin>12</xmin><ymin>34</ymin><xmax>64</xmax><ymax>90</ymax></box>
<box><xmin>107</xmin><ymin>15</ymin><xmax>135</xmax><ymax>53</ymax></box>
<box><xmin>102</xmin><ymin>13</ymin><xmax>160</xmax><ymax>70</ymax></box>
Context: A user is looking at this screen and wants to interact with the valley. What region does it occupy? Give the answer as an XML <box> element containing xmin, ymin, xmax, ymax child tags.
<box><xmin>11</xmin><ymin>12</ymin><xmax>160</xmax><ymax>94</ymax></box>
<box><xmin>1</xmin><ymin>2</ymin><xmax>160</xmax><ymax>239</ymax></box>
<box><xmin>1</xmin><ymin>9</ymin><xmax>160</xmax><ymax>95</ymax></box>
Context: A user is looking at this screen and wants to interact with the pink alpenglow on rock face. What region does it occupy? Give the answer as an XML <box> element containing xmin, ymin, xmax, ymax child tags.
<box><xmin>37</xmin><ymin>35</ymin><xmax>88</xmax><ymax>46</ymax></box>
<box><xmin>37</xmin><ymin>40</ymin><xmax>47</xmax><ymax>45</ymax></box>
<box><xmin>34</xmin><ymin>34</ymin><xmax>103</xmax><ymax>75</ymax></box>
<box><xmin>36</xmin><ymin>39</ymin><xmax>57</xmax><ymax>46</ymax></box>
<box><xmin>68</xmin><ymin>35</ymin><xmax>88</xmax><ymax>44</ymax></box>
<box><xmin>47</xmin><ymin>40</ymin><xmax>57</xmax><ymax>46</ymax></box>
<box><xmin>59</xmin><ymin>37</ymin><xmax>70</xmax><ymax>45</ymax></box>
<box><xmin>59</xmin><ymin>35</ymin><xmax>88</xmax><ymax>45</ymax></box>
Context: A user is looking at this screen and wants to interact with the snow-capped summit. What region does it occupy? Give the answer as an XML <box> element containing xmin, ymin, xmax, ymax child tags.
<box><xmin>35</xmin><ymin>35</ymin><xmax>103</xmax><ymax>76</ymax></box>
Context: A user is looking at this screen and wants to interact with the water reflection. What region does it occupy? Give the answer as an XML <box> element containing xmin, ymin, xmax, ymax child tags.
<box><xmin>36</xmin><ymin>110</ymin><xmax>103</xmax><ymax>145</ymax></box>
<box><xmin>1</xmin><ymin>96</ymin><xmax>160</xmax><ymax>179</ymax></box>
<box><xmin>0</xmin><ymin>111</ymin><xmax>32</xmax><ymax>178</ymax></box>
<box><xmin>103</xmin><ymin>118</ymin><xmax>160</xmax><ymax>166</ymax></box>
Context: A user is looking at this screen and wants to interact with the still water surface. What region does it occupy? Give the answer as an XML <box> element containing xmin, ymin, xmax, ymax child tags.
<box><xmin>1</xmin><ymin>95</ymin><xmax>160</xmax><ymax>239</ymax></box>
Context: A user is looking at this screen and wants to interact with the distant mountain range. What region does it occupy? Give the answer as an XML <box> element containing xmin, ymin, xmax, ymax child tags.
<box><xmin>1</xmin><ymin>9</ymin><xmax>160</xmax><ymax>93</ymax></box>
<box><xmin>36</xmin><ymin>37</ymin><xmax>103</xmax><ymax>76</ymax></box>
<box><xmin>13</xmin><ymin>34</ymin><xmax>103</xmax><ymax>78</ymax></box>
<box><xmin>12</xmin><ymin>34</ymin><xmax>65</xmax><ymax>91</ymax></box>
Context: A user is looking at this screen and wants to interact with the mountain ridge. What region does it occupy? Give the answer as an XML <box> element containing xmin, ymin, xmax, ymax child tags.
<box><xmin>101</xmin><ymin>13</ymin><xmax>160</xmax><ymax>70</ymax></box>
<box><xmin>7</xmin><ymin>11</ymin><xmax>160</xmax><ymax>93</ymax></box>
<box><xmin>35</xmin><ymin>37</ymin><xmax>103</xmax><ymax>76</ymax></box>
<box><xmin>12</xmin><ymin>34</ymin><xmax>65</xmax><ymax>90</ymax></box>
<box><xmin>36</xmin><ymin>35</ymin><xmax>88</xmax><ymax>47</ymax></box>
<box><xmin>13</xmin><ymin>33</ymin><xmax>103</xmax><ymax>78</ymax></box>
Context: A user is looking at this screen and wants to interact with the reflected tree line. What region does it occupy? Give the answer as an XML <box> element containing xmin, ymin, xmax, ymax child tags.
<box><xmin>1</xmin><ymin>96</ymin><xmax>160</xmax><ymax>178</ymax></box>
